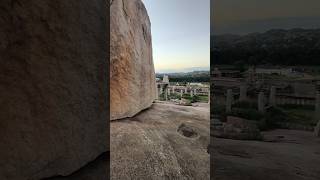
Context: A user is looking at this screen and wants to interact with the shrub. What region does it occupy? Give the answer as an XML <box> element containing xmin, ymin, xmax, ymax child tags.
<box><xmin>279</xmin><ymin>104</ymin><xmax>314</xmax><ymax>110</ymax></box>
<box><xmin>182</xmin><ymin>94</ymin><xmax>193</xmax><ymax>101</ymax></box>
<box><xmin>168</xmin><ymin>93</ymin><xmax>181</xmax><ymax>100</ymax></box>
<box><xmin>212</xmin><ymin>104</ymin><xmax>226</xmax><ymax>116</ymax></box>
<box><xmin>264</xmin><ymin>107</ymin><xmax>288</xmax><ymax>129</ymax></box>
<box><xmin>233</xmin><ymin>101</ymin><xmax>258</xmax><ymax>110</ymax></box>
<box><xmin>229</xmin><ymin>108</ymin><xmax>263</xmax><ymax>121</ymax></box>
<box><xmin>196</xmin><ymin>95</ymin><xmax>209</xmax><ymax>102</ymax></box>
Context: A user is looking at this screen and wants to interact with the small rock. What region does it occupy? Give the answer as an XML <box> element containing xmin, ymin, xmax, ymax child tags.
<box><xmin>179</xmin><ymin>98</ymin><xmax>192</xmax><ymax>106</ymax></box>
<box><xmin>213</xmin><ymin>116</ymin><xmax>262</xmax><ymax>140</ymax></box>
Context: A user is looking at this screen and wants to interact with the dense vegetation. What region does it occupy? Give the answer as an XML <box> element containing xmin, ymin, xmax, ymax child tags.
<box><xmin>159</xmin><ymin>93</ymin><xmax>209</xmax><ymax>103</ymax></box>
<box><xmin>156</xmin><ymin>71</ymin><xmax>210</xmax><ymax>83</ymax></box>
<box><xmin>212</xmin><ymin>101</ymin><xmax>317</xmax><ymax>130</ymax></box>
<box><xmin>212</xmin><ymin>28</ymin><xmax>320</xmax><ymax>66</ymax></box>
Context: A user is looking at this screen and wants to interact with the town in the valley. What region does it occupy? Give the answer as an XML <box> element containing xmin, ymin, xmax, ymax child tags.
<box><xmin>155</xmin><ymin>73</ymin><xmax>210</xmax><ymax>106</ymax></box>
<box><xmin>211</xmin><ymin>65</ymin><xmax>320</xmax><ymax>180</ymax></box>
<box><xmin>212</xmin><ymin>65</ymin><xmax>320</xmax><ymax>137</ymax></box>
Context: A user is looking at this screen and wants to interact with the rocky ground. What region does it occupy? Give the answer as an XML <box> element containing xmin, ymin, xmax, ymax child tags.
<box><xmin>45</xmin><ymin>102</ymin><xmax>210</xmax><ymax>179</ymax></box>
<box><xmin>211</xmin><ymin>129</ymin><xmax>320</xmax><ymax>180</ymax></box>
<box><xmin>111</xmin><ymin>102</ymin><xmax>210</xmax><ymax>179</ymax></box>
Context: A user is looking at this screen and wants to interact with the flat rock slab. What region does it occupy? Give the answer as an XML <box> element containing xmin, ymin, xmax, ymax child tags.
<box><xmin>111</xmin><ymin>103</ymin><xmax>210</xmax><ymax>179</ymax></box>
<box><xmin>211</xmin><ymin>129</ymin><xmax>320</xmax><ymax>180</ymax></box>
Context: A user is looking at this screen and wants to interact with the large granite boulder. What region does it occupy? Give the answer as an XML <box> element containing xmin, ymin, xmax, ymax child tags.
<box><xmin>0</xmin><ymin>1</ymin><xmax>108</xmax><ymax>179</ymax></box>
<box><xmin>110</xmin><ymin>0</ymin><xmax>156</xmax><ymax>120</ymax></box>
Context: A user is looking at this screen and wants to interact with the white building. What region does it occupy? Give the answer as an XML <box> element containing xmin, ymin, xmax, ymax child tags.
<box><xmin>163</xmin><ymin>75</ymin><xmax>169</xmax><ymax>83</ymax></box>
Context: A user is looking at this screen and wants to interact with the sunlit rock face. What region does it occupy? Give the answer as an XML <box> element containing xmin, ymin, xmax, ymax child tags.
<box><xmin>110</xmin><ymin>0</ymin><xmax>156</xmax><ymax>120</ymax></box>
<box><xmin>0</xmin><ymin>1</ymin><xmax>108</xmax><ymax>179</ymax></box>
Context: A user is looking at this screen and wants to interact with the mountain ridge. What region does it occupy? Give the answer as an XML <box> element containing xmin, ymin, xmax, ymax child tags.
<box><xmin>212</xmin><ymin>28</ymin><xmax>320</xmax><ymax>65</ymax></box>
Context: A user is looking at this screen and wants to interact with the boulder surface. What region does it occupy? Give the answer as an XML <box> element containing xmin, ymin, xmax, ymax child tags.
<box><xmin>0</xmin><ymin>1</ymin><xmax>108</xmax><ymax>179</ymax></box>
<box><xmin>111</xmin><ymin>103</ymin><xmax>210</xmax><ymax>179</ymax></box>
<box><xmin>110</xmin><ymin>0</ymin><xmax>156</xmax><ymax>120</ymax></box>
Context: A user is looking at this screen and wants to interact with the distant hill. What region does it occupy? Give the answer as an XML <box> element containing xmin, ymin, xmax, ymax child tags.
<box><xmin>156</xmin><ymin>67</ymin><xmax>210</xmax><ymax>74</ymax></box>
<box><xmin>212</xmin><ymin>28</ymin><xmax>320</xmax><ymax>66</ymax></box>
<box><xmin>212</xmin><ymin>16</ymin><xmax>320</xmax><ymax>35</ymax></box>
<box><xmin>156</xmin><ymin>71</ymin><xmax>210</xmax><ymax>82</ymax></box>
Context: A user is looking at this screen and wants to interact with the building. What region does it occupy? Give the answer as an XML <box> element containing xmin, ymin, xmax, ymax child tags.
<box><xmin>163</xmin><ymin>75</ymin><xmax>169</xmax><ymax>83</ymax></box>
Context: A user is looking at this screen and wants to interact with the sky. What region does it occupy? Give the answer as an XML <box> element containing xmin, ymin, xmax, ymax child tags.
<box><xmin>142</xmin><ymin>0</ymin><xmax>210</xmax><ymax>73</ymax></box>
<box><xmin>213</xmin><ymin>0</ymin><xmax>320</xmax><ymax>35</ymax></box>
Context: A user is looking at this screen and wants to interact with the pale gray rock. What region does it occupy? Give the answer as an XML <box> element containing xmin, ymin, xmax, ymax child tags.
<box><xmin>110</xmin><ymin>0</ymin><xmax>156</xmax><ymax>120</ymax></box>
<box><xmin>179</xmin><ymin>98</ymin><xmax>192</xmax><ymax>106</ymax></box>
<box><xmin>0</xmin><ymin>1</ymin><xmax>108</xmax><ymax>179</ymax></box>
<box><xmin>213</xmin><ymin>116</ymin><xmax>262</xmax><ymax>140</ymax></box>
